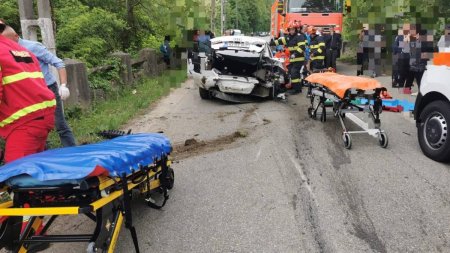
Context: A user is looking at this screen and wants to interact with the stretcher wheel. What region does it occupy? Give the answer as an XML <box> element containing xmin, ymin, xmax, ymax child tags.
<box><xmin>343</xmin><ymin>133</ymin><xmax>352</xmax><ymax>149</ymax></box>
<box><xmin>320</xmin><ymin>110</ymin><xmax>326</xmax><ymax>122</ymax></box>
<box><xmin>166</xmin><ymin>167</ymin><xmax>175</xmax><ymax>190</ymax></box>
<box><xmin>378</xmin><ymin>132</ymin><xmax>388</xmax><ymax>148</ymax></box>
<box><xmin>308</xmin><ymin>107</ymin><xmax>316</xmax><ymax>119</ymax></box>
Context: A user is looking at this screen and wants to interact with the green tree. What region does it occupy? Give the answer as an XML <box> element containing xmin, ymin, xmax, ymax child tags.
<box><xmin>0</xmin><ymin>0</ymin><xmax>20</xmax><ymax>32</ymax></box>
<box><xmin>55</xmin><ymin>6</ymin><xmax>126</xmax><ymax>67</ymax></box>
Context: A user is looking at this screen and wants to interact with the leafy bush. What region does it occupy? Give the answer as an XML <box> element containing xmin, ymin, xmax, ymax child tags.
<box><xmin>88</xmin><ymin>57</ymin><xmax>124</xmax><ymax>91</ymax></box>
<box><xmin>56</xmin><ymin>7</ymin><xmax>125</xmax><ymax>67</ymax></box>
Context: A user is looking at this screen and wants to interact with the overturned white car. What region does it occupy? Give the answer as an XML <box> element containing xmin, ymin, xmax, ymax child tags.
<box><xmin>190</xmin><ymin>36</ymin><xmax>286</xmax><ymax>102</ymax></box>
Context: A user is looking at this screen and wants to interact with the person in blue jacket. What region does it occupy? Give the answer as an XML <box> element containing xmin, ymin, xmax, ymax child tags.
<box><xmin>160</xmin><ymin>35</ymin><xmax>171</xmax><ymax>66</ymax></box>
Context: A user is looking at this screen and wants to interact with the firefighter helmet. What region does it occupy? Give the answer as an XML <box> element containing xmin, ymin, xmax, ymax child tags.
<box><xmin>285</xmin><ymin>20</ymin><xmax>297</xmax><ymax>30</ymax></box>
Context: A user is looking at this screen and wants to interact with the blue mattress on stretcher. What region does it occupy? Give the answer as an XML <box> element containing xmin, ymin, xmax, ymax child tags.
<box><xmin>0</xmin><ymin>133</ymin><xmax>172</xmax><ymax>187</ymax></box>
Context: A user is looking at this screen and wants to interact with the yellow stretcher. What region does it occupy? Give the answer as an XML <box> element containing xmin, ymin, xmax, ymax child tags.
<box><xmin>305</xmin><ymin>72</ymin><xmax>389</xmax><ymax>149</ymax></box>
<box><xmin>0</xmin><ymin>133</ymin><xmax>174</xmax><ymax>253</ymax></box>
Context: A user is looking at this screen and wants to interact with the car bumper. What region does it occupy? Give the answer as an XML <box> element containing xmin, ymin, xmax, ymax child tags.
<box><xmin>193</xmin><ymin>70</ymin><xmax>260</xmax><ymax>95</ymax></box>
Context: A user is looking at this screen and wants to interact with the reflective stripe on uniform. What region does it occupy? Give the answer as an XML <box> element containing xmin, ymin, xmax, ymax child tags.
<box><xmin>318</xmin><ymin>42</ymin><xmax>325</xmax><ymax>47</ymax></box>
<box><xmin>318</xmin><ymin>48</ymin><xmax>323</xmax><ymax>53</ymax></box>
<box><xmin>290</xmin><ymin>57</ymin><xmax>305</xmax><ymax>62</ymax></box>
<box><xmin>2</xmin><ymin>72</ymin><xmax>44</xmax><ymax>85</ymax></box>
<box><xmin>288</xmin><ymin>46</ymin><xmax>297</xmax><ymax>50</ymax></box>
<box><xmin>0</xmin><ymin>99</ymin><xmax>56</xmax><ymax>127</ymax></box>
<box><xmin>275</xmin><ymin>40</ymin><xmax>280</xmax><ymax>46</ymax></box>
<box><xmin>311</xmin><ymin>56</ymin><xmax>325</xmax><ymax>60</ymax></box>
<box><xmin>291</xmin><ymin>78</ymin><xmax>301</xmax><ymax>83</ymax></box>
<box><xmin>281</xmin><ymin>37</ymin><xmax>286</xmax><ymax>45</ymax></box>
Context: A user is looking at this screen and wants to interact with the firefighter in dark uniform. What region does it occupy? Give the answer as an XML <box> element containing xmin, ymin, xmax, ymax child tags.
<box><xmin>271</xmin><ymin>21</ymin><xmax>307</xmax><ymax>94</ymax></box>
<box><xmin>309</xmin><ymin>26</ymin><xmax>326</xmax><ymax>71</ymax></box>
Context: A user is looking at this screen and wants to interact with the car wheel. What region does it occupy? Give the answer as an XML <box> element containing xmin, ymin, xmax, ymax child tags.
<box><xmin>199</xmin><ymin>87</ymin><xmax>210</xmax><ymax>99</ymax></box>
<box><xmin>418</xmin><ymin>100</ymin><xmax>450</xmax><ymax>162</ymax></box>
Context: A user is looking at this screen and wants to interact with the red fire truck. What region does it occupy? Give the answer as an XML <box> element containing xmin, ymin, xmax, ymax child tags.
<box><xmin>271</xmin><ymin>0</ymin><xmax>346</xmax><ymax>38</ymax></box>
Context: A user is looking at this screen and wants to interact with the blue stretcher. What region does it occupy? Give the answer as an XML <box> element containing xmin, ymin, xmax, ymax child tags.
<box><xmin>0</xmin><ymin>133</ymin><xmax>175</xmax><ymax>253</ymax></box>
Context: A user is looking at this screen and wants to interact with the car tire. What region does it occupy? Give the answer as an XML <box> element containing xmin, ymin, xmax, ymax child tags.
<box><xmin>418</xmin><ymin>100</ymin><xmax>450</xmax><ymax>162</ymax></box>
<box><xmin>199</xmin><ymin>87</ymin><xmax>210</xmax><ymax>99</ymax></box>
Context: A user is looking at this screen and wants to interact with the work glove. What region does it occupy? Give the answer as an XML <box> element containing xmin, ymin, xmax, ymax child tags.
<box><xmin>59</xmin><ymin>84</ymin><xmax>70</xmax><ymax>100</ymax></box>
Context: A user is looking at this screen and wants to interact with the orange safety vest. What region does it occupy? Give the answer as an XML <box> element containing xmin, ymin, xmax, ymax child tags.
<box><xmin>0</xmin><ymin>35</ymin><xmax>55</xmax><ymax>138</ymax></box>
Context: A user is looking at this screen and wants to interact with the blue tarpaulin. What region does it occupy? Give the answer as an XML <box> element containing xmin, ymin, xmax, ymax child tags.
<box><xmin>355</xmin><ymin>98</ymin><xmax>415</xmax><ymax>111</ymax></box>
<box><xmin>0</xmin><ymin>133</ymin><xmax>172</xmax><ymax>184</ymax></box>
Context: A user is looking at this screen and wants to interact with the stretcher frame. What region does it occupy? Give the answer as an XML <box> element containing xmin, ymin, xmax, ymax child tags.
<box><xmin>306</xmin><ymin>81</ymin><xmax>389</xmax><ymax>149</ymax></box>
<box><xmin>0</xmin><ymin>156</ymin><xmax>174</xmax><ymax>253</ymax></box>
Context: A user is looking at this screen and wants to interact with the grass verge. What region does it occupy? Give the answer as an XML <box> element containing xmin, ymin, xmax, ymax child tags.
<box><xmin>338</xmin><ymin>48</ymin><xmax>357</xmax><ymax>65</ymax></box>
<box><xmin>48</xmin><ymin>69</ymin><xmax>187</xmax><ymax>147</ymax></box>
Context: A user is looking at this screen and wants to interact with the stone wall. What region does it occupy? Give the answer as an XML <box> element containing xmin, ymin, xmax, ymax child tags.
<box><xmin>64</xmin><ymin>59</ymin><xmax>91</xmax><ymax>107</ymax></box>
<box><xmin>64</xmin><ymin>48</ymin><xmax>183</xmax><ymax>106</ymax></box>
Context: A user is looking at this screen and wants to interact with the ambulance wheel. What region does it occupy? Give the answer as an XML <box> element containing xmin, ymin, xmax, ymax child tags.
<box><xmin>418</xmin><ymin>100</ymin><xmax>450</xmax><ymax>162</ymax></box>
<box><xmin>378</xmin><ymin>132</ymin><xmax>388</xmax><ymax>148</ymax></box>
<box><xmin>343</xmin><ymin>133</ymin><xmax>352</xmax><ymax>149</ymax></box>
<box><xmin>199</xmin><ymin>87</ymin><xmax>210</xmax><ymax>99</ymax></box>
<box><xmin>166</xmin><ymin>167</ymin><xmax>175</xmax><ymax>190</ymax></box>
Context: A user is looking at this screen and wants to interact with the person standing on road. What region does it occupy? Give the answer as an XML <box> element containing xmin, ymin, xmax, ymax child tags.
<box><xmin>2</xmin><ymin>25</ymin><xmax>76</xmax><ymax>147</ymax></box>
<box><xmin>303</xmin><ymin>25</ymin><xmax>312</xmax><ymax>73</ymax></box>
<box><xmin>271</xmin><ymin>21</ymin><xmax>307</xmax><ymax>94</ymax></box>
<box><xmin>324</xmin><ymin>26</ymin><xmax>342</xmax><ymax>70</ymax></box>
<box><xmin>391</xmin><ymin>28</ymin><xmax>403</xmax><ymax>87</ymax></box>
<box><xmin>404</xmin><ymin>24</ymin><xmax>434</xmax><ymax>93</ymax></box>
<box><xmin>356</xmin><ymin>28</ymin><xmax>365</xmax><ymax>76</ymax></box>
<box><xmin>437</xmin><ymin>24</ymin><xmax>450</xmax><ymax>52</ymax></box>
<box><xmin>395</xmin><ymin>24</ymin><xmax>412</xmax><ymax>89</ymax></box>
<box><xmin>0</xmin><ymin>21</ymin><xmax>56</xmax><ymax>162</ymax></box>
<box><xmin>198</xmin><ymin>30</ymin><xmax>211</xmax><ymax>54</ymax></box>
<box><xmin>309</xmin><ymin>26</ymin><xmax>326</xmax><ymax>71</ymax></box>
<box><xmin>160</xmin><ymin>35</ymin><xmax>171</xmax><ymax>66</ymax></box>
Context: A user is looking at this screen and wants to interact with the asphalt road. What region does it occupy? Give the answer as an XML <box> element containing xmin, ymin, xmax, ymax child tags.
<box><xmin>45</xmin><ymin>61</ymin><xmax>450</xmax><ymax>253</ymax></box>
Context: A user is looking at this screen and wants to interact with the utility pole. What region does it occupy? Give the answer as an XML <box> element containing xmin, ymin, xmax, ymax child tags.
<box><xmin>221</xmin><ymin>0</ymin><xmax>224</xmax><ymax>35</ymax></box>
<box><xmin>235</xmin><ymin>0</ymin><xmax>238</xmax><ymax>28</ymax></box>
<box><xmin>18</xmin><ymin>0</ymin><xmax>59</xmax><ymax>84</ymax></box>
<box><xmin>211</xmin><ymin>0</ymin><xmax>216</xmax><ymax>33</ymax></box>
<box><xmin>18</xmin><ymin>0</ymin><xmax>56</xmax><ymax>54</ymax></box>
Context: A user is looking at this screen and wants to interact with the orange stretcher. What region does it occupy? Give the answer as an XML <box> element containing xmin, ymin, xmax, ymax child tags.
<box><xmin>305</xmin><ymin>72</ymin><xmax>389</xmax><ymax>149</ymax></box>
<box><xmin>306</xmin><ymin>72</ymin><xmax>382</xmax><ymax>99</ymax></box>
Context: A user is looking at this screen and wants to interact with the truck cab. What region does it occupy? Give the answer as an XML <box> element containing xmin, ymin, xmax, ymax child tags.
<box><xmin>414</xmin><ymin>51</ymin><xmax>450</xmax><ymax>162</ymax></box>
